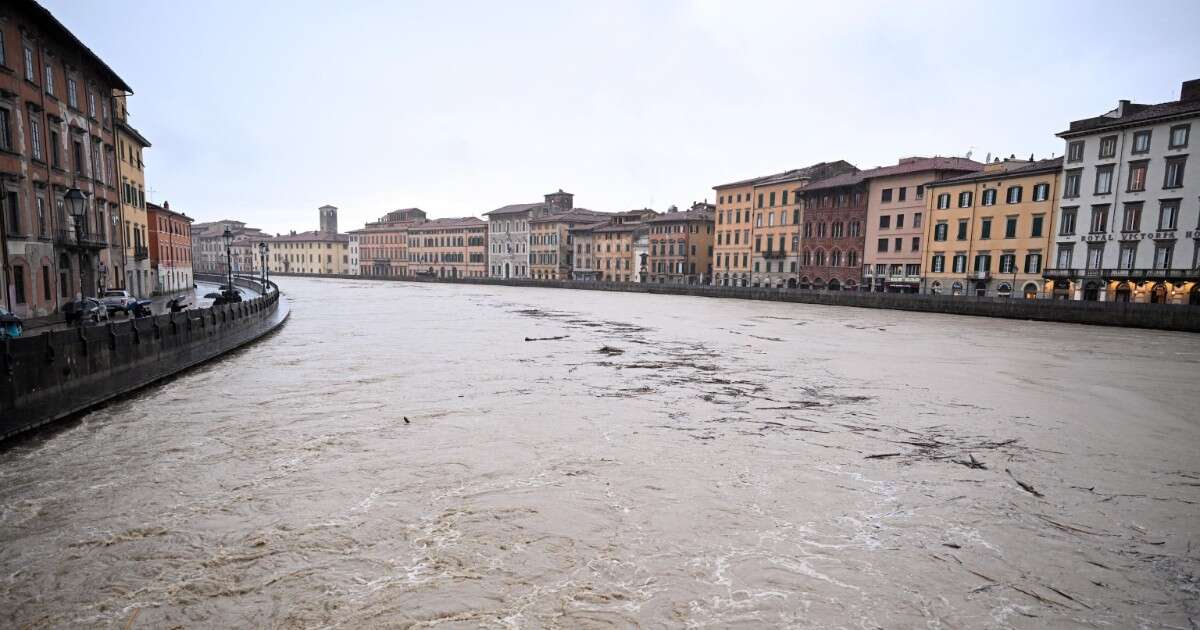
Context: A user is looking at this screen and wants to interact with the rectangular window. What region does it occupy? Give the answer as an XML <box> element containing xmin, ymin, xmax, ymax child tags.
<box><xmin>769</xmin><ymin>191</ymin><xmax>776</xmax><ymax>207</ymax></box>
<box><xmin>1153</xmin><ymin>244</ymin><xmax>1173</xmax><ymax>269</ymax></box>
<box><xmin>980</xmin><ymin>218</ymin><xmax>992</xmax><ymax>240</ymax></box>
<box><xmin>1121</xmin><ymin>202</ymin><xmax>1142</xmax><ymax>232</ymax></box>
<box><xmin>956</xmin><ymin>219</ymin><xmax>968</xmax><ymax>240</ymax></box>
<box><xmin>29</xmin><ymin>114</ymin><xmax>43</xmax><ymax>161</ymax></box>
<box><xmin>1132</xmin><ymin>130</ymin><xmax>1152</xmax><ymax>154</ymax></box>
<box><xmin>898</xmin><ymin>187</ymin><xmax>907</xmax><ymax>202</ymax></box>
<box><xmin>931</xmin><ymin>254</ymin><xmax>945</xmax><ymax>273</ymax></box>
<box><xmin>879</xmin><ymin>215</ymin><xmax>890</xmax><ymax>229</ymax></box>
<box><xmin>1169</xmin><ymin>124</ymin><xmax>1190</xmax><ymax>149</ymax></box>
<box><xmin>23</xmin><ymin>47</ymin><xmax>35</xmax><ymax>81</ymax></box>
<box><xmin>5</xmin><ymin>191</ymin><xmax>19</xmax><ymax>234</ymax></box>
<box><xmin>757</xmin><ymin>193</ymin><xmax>763</xmax><ymax>208</ymax></box>
<box><xmin>0</xmin><ymin>108</ymin><xmax>10</xmax><ymax>151</ymax></box>
<box><xmin>42</xmin><ymin>265</ymin><xmax>51</xmax><ymax>300</ymax></box>
<box><xmin>952</xmin><ymin>254</ymin><xmax>967</xmax><ymax>273</ymax></box>
<box><xmin>1086</xmin><ymin>244</ymin><xmax>1104</xmax><ymax>270</ymax></box>
<box><xmin>88</xmin><ymin>91</ymin><xmax>97</xmax><ymax>118</ymax></box>
<box><xmin>916</xmin><ymin>185</ymin><xmax>925</xmax><ymax>200</ymax></box>
<box><xmin>1024</xmin><ymin>252</ymin><xmax>1042</xmax><ymax>274</ymax></box>
<box><xmin>1059</xmin><ymin>207</ymin><xmax>1077</xmax><ymax>235</ymax></box>
<box><xmin>877</xmin><ymin>238</ymin><xmax>888</xmax><ymax>252</ymax></box>
<box><xmin>894</xmin><ymin>237</ymin><xmax>902</xmax><ymax>252</ymax></box>
<box><xmin>1127</xmin><ymin>161</ymin><xmax>1148</xmax><ymax>192</ymax></box>
<box><xmin>782</xmin><ymin>190</ymin><xmax>788</xmax><ymax>206</ymax></box>
<box><xmin>1098</xmin><ymin>135</ymin><xmax>1117</xmax><ymax>159</ymax></box>
<box><xmin>67</xmin><ymin>78</ymin><xmax>78</xmax><ymax>109</ymax></box>
<box><xmin>13</xmin><ymin>265</ymin><xmax>24</xmax><ymax>304</ymax></box>
<box><xmin>1067</xmin><ymin>141</ymin><xmax>1084</xmax><ymax>163</ymax></box>
<box><xmin>1090</xmin><ymin>205</ymin><xmax>1109</xmax><ymax>233</ymax></box>
<box><xmin>1032</xmin><ymin>183</ymin><xmax>1049</xmax><ymax>202</ymax></box>
<box><xmin>958</xmin><ymin>191</ymin><xmax>973</xmax><ymax>208</ymax></box>
<box><xmin>999</xmin><ymin>254</ymin><xmax>1016</xmax><ymax>273</ymax></box>
<box><xmin>934</xmin><ymin>223</ymin><xmax>947</xmax><ymax>241</ymax></box>
<box><xmin>982</xmin><ymin>189</ymin><xmax>996</xmax><ymax>206</ymax></box>
<box><xmin>895</xmin><ymin>214</ymin><xmax>904</xmax><ymax>229</ymax></box>
<box><xmin>1094</xmin><ymin>165</ymin><xmax>1114</xmax><ymax>195</ymax></box>
<box><xmin>1056</xmin><ymin>244</ymin><xmax>1073</xmax><ymax>269</ymax></box>
<box><xmin>1063</xmin><ymin>170</ymin><xmax>1081</xmax><ymax>198</ymax></box>
<box><xmin>1158</xmin><ymin>200</ymin><xmax>1179</xmax><ymax>230</ymax></box>
<box><xmin>1004</xmin><ymin>216</ymin><xmax>1017</xmax><ymax>238</ymax></box>
<box><xmin>1006</xmin><ymin>186</ymin><xmax>1022</xmax><ymax>204</ymax></box>
<box><xmin>881</xmin><ymin>188</ymin><xmax>892</xmax><ymax>202</ymax></box>
<box><xmin>1163</xmin><ymin>157</ymin><xmax>1186</xmax><ymax>189</ymax></box>
<box><xmin>44</xmin><ymin>63</ymin><xmax>54</xmax><ymax>95</ymax></box>
<box><xmin>1118</xmin><ymin>243</ymin><xmax>1137</xmax><ymax>269</ymax></box>
<box><xmin>50</xmin><ymin>129</ymin><xmax>60</xmax><ymax>168</ymax></box>
<box><xmin>1031</xmin><ymin>215</ymin><xmax>1043</xmax><ymax>237</ymax></box>
<box><xmin>911</xmin><ymin>237</ymin><xmax>920</xmax><ymax>251</ymax></box>
<box><xmin>912</xmin><ymin>212</ymin><xmax>922</xmax><ymax>229</ymax></box>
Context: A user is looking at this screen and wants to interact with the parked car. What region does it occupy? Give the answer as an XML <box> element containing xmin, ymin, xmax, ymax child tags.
<box><xmin>63</xmin><ymin>297</ymin><xmax>110</xmax><ymax>326</ymax></box>
<box><xmin>100</xmin><ymin>289</ymin><xmax>136</xmax><ymax>314</ymax></box>
<box><xmin>0</xmin><ymin>306</ymin><xmax>22</xmax><ymax>339</ymax></box>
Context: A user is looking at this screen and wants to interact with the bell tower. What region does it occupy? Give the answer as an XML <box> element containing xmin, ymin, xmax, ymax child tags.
<box><xmin>319</xmin><ymin>205</ymin><xmax>338</xmax><ymax>235</ymax></box>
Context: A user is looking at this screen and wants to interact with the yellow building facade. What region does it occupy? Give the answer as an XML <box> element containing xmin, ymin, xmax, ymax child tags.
<box><xmin>113</xmin><ymin>93</ymin><xmax>152</xmax><ymax>296</ymax></box>
<box><xmin>921</xmin><ymin>158</ymin><xmax>1061</xmax><ymax>298</ymax></box>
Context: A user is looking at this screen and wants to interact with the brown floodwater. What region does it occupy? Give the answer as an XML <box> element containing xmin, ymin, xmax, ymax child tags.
<box><xmin>1</xmin><ymin>277</ymin><xmax>1198</xmax><ymax>628</ymax></box>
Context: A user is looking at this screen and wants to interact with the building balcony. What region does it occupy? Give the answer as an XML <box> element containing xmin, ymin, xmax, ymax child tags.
<box><xmin>761</xmin><ymin>250</ymin><xmax>786</xmax><ymax>260</ymax></box>
<box><xmin>134</xmin><ymin>245</ymin><xmax>149</xmax><ymax>260</ymax></box>
<box><xmin>1044</xmin><ymin>267</ymin><xmax>1198</xmax><ymax>281</ymax></box>
<box><xmin>972</xmin><ymin>270</ymin><xmax>991</xmax><ymax>281</ymax></box>
<box><xmin>52</xmin><ymin>227</ymin><xmax>107</xmax><ymax>249</ymax></box>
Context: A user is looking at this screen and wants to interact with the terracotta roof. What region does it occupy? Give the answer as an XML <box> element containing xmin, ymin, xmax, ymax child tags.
<box><xmin>646</xmin><ymin>209</ymin><xmax>712</xmax><ymax>223</ymax></box>
<box><xmin>270</xmin><ymin>230</ymin><xmax>350</xmax><ymax>243</ymax></box>
<box><xmin>409</xmin><ymin>217</ymin><xmax>486</xmax><ymax>231</ymax></box>
<box><xmin>796</xmin><ymin>170</ymin><xmax>866</xmax><ymax>194</ymax></box>
<box><xmin>146</xmin><ymin>202</ymin><xmax>192</xmax><ymax>223</ymax></box>
<box><xmin>1059</xmin><ymin>99</ymin><xmax>1200</xmax><ymax>138</ymax></box>
<box><xmin>484</xmin><ymin>202</ymin><xmax>542</xmax><ymax>217</ymax></box>
<box><xmin>529</xmin><ymin>209</ymin><xmax>610</xmax><ymax>224</ymax></box>
<box><xmin>592</xmin><ymin>223</ymin><xmax>643</xmax><ymax>234</ymax></box>
<box><xmin>859</xmin><ymin>157</ymin><xmax>983</xmax><ymax>180</ymax></box>
<box><xmin>927</xmin><ymin>157</ymin><xmax>1064</xmax><ymax>188</ymax></box>
<box><xmin>714</xmin><ymin>160</ymin><xmax>858</xmax><ymax>190</ymax></box>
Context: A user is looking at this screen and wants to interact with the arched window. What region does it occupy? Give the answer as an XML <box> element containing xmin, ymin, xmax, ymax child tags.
<box><xmin>815</xmin><ymin>249</ymin><xmax>826</xmax><ymax>266</ymax></box>
<box><xmin>830</xmin><ymin>249</ymin><xmax>841</xmax><ymax>267</ymax></box>
<box><xmin>802</xmin><ymin>249</ymin><xmax>811</xmax><ymax>265</ymax></box>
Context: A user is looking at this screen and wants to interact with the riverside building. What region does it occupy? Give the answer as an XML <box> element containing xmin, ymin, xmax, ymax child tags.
<box><xmin>146</xmin><ymin>201</ymin><xmax>192</xmax><ymax>294</ymax></box>
<box><xmin>357</xmin><ymin>208</ymin><xmax>426</xmax><ymax>278</ymax></box>
<box><xmin>529</xmin><ymin>209</ymin><xmax>609</xmax><ymax>280</ymax></box>
<box><xmin>407</xmin><ymin>216</ymin><xmax>487</xmax><ymax>278</ymax></box>
<box><xmin>1047</xmin><ymin>78</ymin><xmax>1200</xmax><ymax>304</ymax></box>
<box><xmin>485</xmin><ymin>189</ymin><xmax>574</xmax><ymax>279</ymax></box>
<box><xmin>645</xmin><ymin>202</ymin><xmax>714</xmax><ymax>284</ymax></box>
<box><xmin>861</xmin><ymin>157</ymin><xmax>982</xmax><ymax>292</ymax></box>
<box><xmin>795</xmin><ymin>170</ymin><xmax>868</xmax><ymax>291</ymax></box>
<box><xmin>1</xmin><ymin>0</ymin><xmax>129</xmax><ymax>317</ymax></box>
<box><xmin>921</xmin><ymin>157</ymin><xmax>1061</xmax><ymax>298</ymax></box>
<box><xmin>268</xmin><ymin>206</ymin><xmax>350</xmax><ymax>275</ymax></box>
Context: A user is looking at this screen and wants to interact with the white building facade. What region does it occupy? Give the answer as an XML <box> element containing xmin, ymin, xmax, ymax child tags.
<box><xmin>1048</xmin><ymin>78</ymin><xmax>1200</xmax><ymax>304</ymax></box>
<box><xmin>347</xmin><ymin>232</ymin><xmax>361</xmax><ymax>276</ymax></box>
<box><xmin>486</xmin><ymin>190</ymin><xmax>574</xmax><ymax>279</ymax></box>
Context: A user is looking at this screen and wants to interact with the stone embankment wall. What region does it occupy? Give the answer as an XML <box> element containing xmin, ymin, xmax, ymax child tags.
<box><xmin>0</xmin><ymin>276</ymin><xmax>289</xmax><ymax>441</ymax></box>
<box><xmin>276</xmin><ymin>272</ymin><xmax>1200</xmax><ymax>332</ymax></box>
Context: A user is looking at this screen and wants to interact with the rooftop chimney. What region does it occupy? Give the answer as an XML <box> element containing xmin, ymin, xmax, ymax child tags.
<box><xmin>1182</xmin><ymin>78</ymin><xmax>1200</xmax><ymax>102</ymax></box>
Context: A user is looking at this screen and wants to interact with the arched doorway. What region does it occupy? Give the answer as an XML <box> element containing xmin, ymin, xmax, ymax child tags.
<box><xmin>1114</xmin><ymin>282</ymin><xmax>1132</xmax><ymax>302</ymax></box>
<box><xmin>1150</xmin><ymin>283</ymin><xmax>1168</xmax><ymax>304</ymax></box>
<box><xmin>799</xmin><ymin>276</ymin><xmax>810</xmax><ymax>290</ymax></box>
<box><xmin>828</xmin><ymin>279</ymin><xmax>841</xmax><ymax>291</ymax></box>
<box><xmin>1083</xmin><ymin>281</ymin><xmax>1099</xmax><ymax>301</ymax></box>
<box><xmin>787</xmin><ymin>278</ymin><xmax>797</xmax><ymax>289</ymax></box>
<box><xmin>951</xmin><ymin>281</ymin><xmax>964</xmax><ymax>296</ymax></box>
<box><xmin>504</xmin><ymin>262</ymin><xmax>511</xmax><ymax>279</ymax></box>
<box><xmin>974</xmin><ymin>280</ymin><xmax>987</xmax><ymax>297</ymax></box>
<box><xmin>813</xmin><ymin>278</ymin><xmax>826</xmax><ymax>290</ymax></box>
<box><xmin>997</xmin><ymin>282</ymin><xmax>1012</xmax><ymax>298</ymax></box>
<box><xmin>1190</xmin><ymin>284</ymin><xmax>1200</xmax><ymax>305</ymax></box>
<box><xmin>1052</xmin><ymin>279</ymin><xmax>1071</xmax><ymax>300</ymax></box>
<box><xmin>1023</xmin><ymin>282</ymin><xmax>1039</xmax><ymax>299</ymax></box>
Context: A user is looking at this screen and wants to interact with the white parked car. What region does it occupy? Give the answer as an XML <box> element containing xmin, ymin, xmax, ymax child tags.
<box><xmin>100</xmin><ymin>289</ymin><xmax>136</xmax><ymax>314</ymax></box>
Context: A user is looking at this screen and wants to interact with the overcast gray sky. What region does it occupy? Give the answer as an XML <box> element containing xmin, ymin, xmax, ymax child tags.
<box><xmin>43</xmin><ymin>0</ymin><xmax>1200</xmax><ymax>235</ymax></box>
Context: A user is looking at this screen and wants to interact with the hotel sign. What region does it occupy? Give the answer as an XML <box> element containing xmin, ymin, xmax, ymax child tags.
<box><xmin>1079</xmin><ymin>231</ymin><xmax>1180</xmax><ymax>243</ymax></box>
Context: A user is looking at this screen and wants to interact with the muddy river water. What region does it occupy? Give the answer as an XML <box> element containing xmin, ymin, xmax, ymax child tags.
<box><xmin>2</xmin><ymin>277</ymin><xmax>1198</xmax><ymax>628</ymax></box>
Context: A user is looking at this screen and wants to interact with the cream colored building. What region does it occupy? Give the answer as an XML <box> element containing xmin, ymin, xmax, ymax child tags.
<box><xmin>268</xmin><ymin>206</ymin><xmax>351</xmax><ymax>275</ymax></box>
<box><xmin>113</xmin><ymin>93</ymin><xmax>153</xmax><ymax>297</ymax></box>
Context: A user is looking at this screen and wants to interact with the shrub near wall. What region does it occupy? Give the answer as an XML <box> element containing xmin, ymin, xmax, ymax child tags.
<box><xmin>272</xmin><ymin>272</ymin><xmax>1200</xmax><ymax>333</ymax></box>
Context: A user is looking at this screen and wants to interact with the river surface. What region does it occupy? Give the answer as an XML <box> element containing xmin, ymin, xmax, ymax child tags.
<box><xmin>2</xmin><ymin>277</ymin><xmax>1198</xmax><ymax>629</ymax></box>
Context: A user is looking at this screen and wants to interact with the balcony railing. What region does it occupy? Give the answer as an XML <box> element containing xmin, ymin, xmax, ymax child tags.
<box><xmin>973</xmin><ymin>270</ymin><xmax>991</xmax><ymax>281</ymax></box>
<box><xmin>1043</xmin><ymin>268</ymin><xmax>1198</xmax><ymax>281</ymax></box>
<box><xmin>761</xmin><ymin>250</ymin><xmax>786</xmax><ymax>259</ymax></box>
<box><xmin>51</xmin><ymin>227</ymin><xmax>106</xmax><ymax>248</ymax></box>
<box><xmin>134</xmin><ymin>244</ymin><xmax>149</xmax><ymax>260</ymax></box>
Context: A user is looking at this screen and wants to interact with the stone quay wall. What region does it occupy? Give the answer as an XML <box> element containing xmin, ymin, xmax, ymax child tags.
<box><xmin>0</xmin><ymin>275</ymin><xmax>289</xmax><ymax>441</ymax></box>
<box><xmin>275</xmin><ymin>272</ymin><xmax>1200</xmax><ymax>333</ymax></box>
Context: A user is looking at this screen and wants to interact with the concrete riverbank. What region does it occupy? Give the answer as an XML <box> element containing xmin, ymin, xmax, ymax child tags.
<box><xmin>0</xmin><ymin>276</ymin><xmax>289</xmax><ymax>441</ymax></box>
<box><xmin>273</xmin><ymin>273</ymin><xmax>1200</xmax><ymax>332</ymax></box>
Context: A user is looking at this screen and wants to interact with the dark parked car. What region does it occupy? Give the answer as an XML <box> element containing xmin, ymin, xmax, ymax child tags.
<box><xmin>63</xmin><ymin>297</ymin><xmax>110</xmax><ymax>326</ymax></box>
<box><xmin>0</xmin><ymin>306</ymin><xmax>22</xmax><ymax>339</ymax></box>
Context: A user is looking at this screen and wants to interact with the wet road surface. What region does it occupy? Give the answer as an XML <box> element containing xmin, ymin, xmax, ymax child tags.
<box><xmin>1</xmin><ymin>277</ymin><xmax>1198</xmax><ymax>628</ymax></box>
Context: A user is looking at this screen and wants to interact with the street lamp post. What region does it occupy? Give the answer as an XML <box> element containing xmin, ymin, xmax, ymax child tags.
<box><xmin>258</xmin><ymin>241</ymin><xmax>269</xmax><ymax>293</ymax></box>
<box><xmin>64</xmin><ymin>188</ymin><xmax>89</xmax><ymax>297</ymax></box>
<box><xmin>222</xmin><ymin>226</ymin><xmax>233</xmax><ymax>293</ymax></box>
